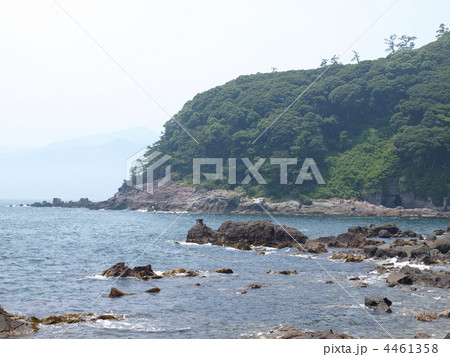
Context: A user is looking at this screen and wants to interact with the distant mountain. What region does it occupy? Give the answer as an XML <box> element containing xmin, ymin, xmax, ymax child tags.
<box><xmin>0</xmin><ymin>127</ymin><xmax>159</xmax><ymax>201</ymax></box>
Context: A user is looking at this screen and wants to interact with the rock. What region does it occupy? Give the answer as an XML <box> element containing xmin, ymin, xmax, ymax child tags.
<box><xmin>41</xmin><ymin>313</ymin><xmax>94</xmax><ymax>325</ymax></box>
<box><xmin>414</xmin><ymin>311</ymin><xmax>438</xmax><ymax>322</ymax></box>
<box><xmin>402</xmin><ymin>229</ymin><xmax>417</xmax><ymax>237</ymax></box>
<box><xmin>429</xmin><ymin>237</ymin><xmax>450</xmax><ymax>254</ymax></box>
<box><xmin>232</xmin><ymin>242</ymin><xmax>252</xmax><ymax>250</ymax></box>
<box><xmin>237</xmin><ymin>290</ymin><xmax>247</xmax><ymax>294</ymax></box>
<box><xmin>195</xmin><ymin>283</ymin><xmax>201</xmax><ymax>286</ymax></box>
<box><xmin>398</xmin><ymin>265</ymin><xmax>450</xmax><ymax>288</ymax></box>
<box><xmin>349</xmin><ymin>276</ymin><xmax>360</xmax><ymax>281</ymax></box>
<box><xmin>296</xmin><ymin>240</ymin><xmax>328</xmax><ymax>253</ymax></box>
<box><xmin>215</xmin><ymin>268</ymin><xmax>233</xmax><ymax>274</ymax></box>
<box><xmin>414</xmin><ymin>333</ymin><xmax>431</xmax><ymax>339</ymax></box>
<box><xmin>162</xmin><ymin>268</ymin><xmax>186</xmax><ymax>276</ymax></box>
<box><xmin>0</xmin><ymin>306</ymin><xmax>37</xmax><ymax>336</ymax></box>
<box><xmin>348</xmin><ymin>236</ymin><xmax>367</xmax><ymax>248</ymax></box>
<box><xmin>316</xmin><ymin>235</ymin><xmax>346</xmax><ymax>248</ymax></box>
<box><xmin>262</xmin><ymin>325</ymin><xmax>355</xmax><ymax>339</ymax></box>
<box><xmin>331</xmin><ymin>252</ymin><xmax>365</xmax><ymax>262</ymax></box>
<box><xmin>355</xmin><ymin>283</ymin><xmax>368</xmax><ymax>288</ymax></box>
<box><xmin>186</xmin><ymin>219</ymin><xmax>308</xmax><ymax>248</ymax></box>
<box><xmin>108</xmin><ymin>287</ymin><xmax>135</xmax><ymax>298</ymax></box>
<box><xmin>378</xmin><ymin>229</ymin><xmax>391</xmax><ymax>238</ymax></box>
<box><xmin>444</xmin><ymin>333</ymin><xmax>450</xmax><ymax>339</ymax></box>
<box><xmin>92</xmin><ymin>315</ymin><xmax>122</xmax><ymax>321</ymax></box>
<box><xmin>257</xmin><ymin>251</ymin><xmax>266</xmax><ymax>256</ymax></box>
<box><xmin>371</xmin><ymin>223</ymin><xmax>399</xmax><ymax>235</ymax></box>
<box><xmin>426</xmin><ymin>234</ymin><xmax>437</xmax><ymax>241</ymax></box>
<box><xmin>325</xmin><ymin>280</ymin><xmax>334</xmax><ymax>284</ymax></box>
<box><xmin>434</xmin><ymin>229</ymin><xmax>445</xmax><ymax>236</ymax></box>
<box><xmin>245</xmin><ymin>284</ymin><xmax>262</xmax><ymax>289</ymax></box>
<box><xmin>266</xmin><ymin>270</ymin><xmax>297</xmax><ymax>275</ymax></box>
<box><xmin>102</xmin><ymin>262</ymin><xmax>159</xmax><ymax>279</ymax></box>
<box><xmin>365</xmin><ymin>296</ymin><xmax>392</xmax><ymax>313</ymax></box>
<box><xmin>145</xmin><ymin>287</ymin><xmax>161</xmax><ymax>293</ymax></box>
<box><xmin>386</xmin><ymin>272</ymin><xmax>413</xmax><ymax>286</ymax></box>
<box><xmin>437</xmin><ymin>309</ymin><xmax>450</xmax><ymax>318</ymax></box>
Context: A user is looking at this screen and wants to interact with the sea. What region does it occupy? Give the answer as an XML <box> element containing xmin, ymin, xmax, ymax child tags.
<box><xmin>0</xmin><ymin>200</ymin><xmax>449</xmax><ymax>339</ymax></box>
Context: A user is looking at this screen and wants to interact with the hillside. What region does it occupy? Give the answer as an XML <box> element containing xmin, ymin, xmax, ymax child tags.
<box><xmin>144</xmin><ymin>33</ymin><xmax>450</xmax><ymax>209</ymax></box>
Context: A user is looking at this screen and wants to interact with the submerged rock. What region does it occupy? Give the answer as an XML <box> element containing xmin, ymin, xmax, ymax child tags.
<box><xmin>437</xmin><ymin>309</ymin><xmax>450</xmax><ymax>318</ymax></box>
<box><xmin>215</xmin><ymin>268</ymin><xmax>233</xmax><ymax>274</ymax></box>
<box><xmin>261</xmin><ymin>325</ymin><xmax>355</xmax><ymax>339</ymax></box>
<box><xmin>108</xmin><ymin>287</ymin><xmax>135</xmax><ymax>298</ymax></box>
<box><xmin>186</xmin><ymin>219</ymin><xmax>308</xmax><ymax>248</ymax></box>
<box><xmin>245</xmin><ymin>284</ymin><xmax>262</xmax><ymax>289</ymax></box>
<box><xmin>364</xmin><ymin>296</ymin><xmax>392</xmax><ymax>313</ymax></box>
<box><xmin>145</xmin><ymin>287</ymin><xmax>161</xmax><ymax>293</ymax></box>
<box><xmin>41</xmin><ymin>313</ymin><xmax>94</xmax><ymax>325</ymax></box>
<box><xmin>266</xmin><ymin>270</ymin><xmax>297</xmax><ymax>275</ymax></box>
<box><xmin>414</xmin><ymin>333</ymin><xmax>431</xmax><ymax>339</ymax></box>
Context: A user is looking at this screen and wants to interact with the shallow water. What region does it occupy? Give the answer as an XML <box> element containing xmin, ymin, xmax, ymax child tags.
<box><xmin>0</xmin><ymin>201</ymin><xmax>449</xmax><ymax>338</ymax></box>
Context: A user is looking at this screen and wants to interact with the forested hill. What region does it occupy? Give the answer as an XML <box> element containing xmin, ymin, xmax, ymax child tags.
<box><xmin>146</xmin><ymin>32</ymin><xmax>450</xmax><ymax>208</ymax></box>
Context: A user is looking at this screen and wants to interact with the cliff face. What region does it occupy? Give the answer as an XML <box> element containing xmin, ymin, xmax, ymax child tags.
<box><xmin>362</xmin><ymin>178</ymin><xmax>447</xmax><ymax>211</ymax></box>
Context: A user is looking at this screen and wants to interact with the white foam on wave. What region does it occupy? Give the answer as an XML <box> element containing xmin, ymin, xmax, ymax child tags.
<box><xmin>78</xmin><ymin>274</ymin><xmax>108</xmax><ymax>280</ymax></box>
<box><xmin>178</xmin><ymin>242</ymin><xmax>212</xmax><ymax>247</ymax></box>
<box><xmin>89</xmin><ymin>318</ymin><xmax>191</xmax><ymax>333</ymax></box>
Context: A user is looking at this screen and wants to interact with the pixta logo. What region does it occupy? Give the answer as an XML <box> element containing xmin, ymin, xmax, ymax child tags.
<box><xmin>127</xmin><ymin>152</ymin><xmax>324</xmax><ymax>194</ymax></box>
<box><xmin>126</xmin><ymin>149</ymin><xmax>171</xmax><ymax>194</ymax></box>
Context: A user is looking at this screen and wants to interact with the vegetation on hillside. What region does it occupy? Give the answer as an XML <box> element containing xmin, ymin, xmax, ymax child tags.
<box><xmin>143</xmin><ymin>30</ymin><xmax>450</xmax><ymax>206</ymax></box>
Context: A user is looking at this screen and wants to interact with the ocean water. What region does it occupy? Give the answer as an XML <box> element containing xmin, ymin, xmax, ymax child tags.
<box><xmin>0</xmin><ymin>201</ymin><xmax>449</xmax><ymax>339</ymax></box>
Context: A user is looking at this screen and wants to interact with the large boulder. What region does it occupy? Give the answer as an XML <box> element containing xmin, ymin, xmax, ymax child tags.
<box><xmin>429</xmin><ymin>237</ymin><xmax>450</xmax><ymax>254</ymax></box>
<box><xmin>414</xmin><ymin>311</ymin><xmax>438</xmax><ymax>322</ymax></box>
<box><xmin>186</xmin><ymin>219</ymin><xmax>307</xmax><ymax>248</ymax></box>
<box><xmin>364</xmin><ymin>296</ymin><xmax>392</xmax><ymax>313</ymax></box>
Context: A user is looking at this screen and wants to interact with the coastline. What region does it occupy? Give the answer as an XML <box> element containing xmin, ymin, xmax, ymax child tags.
<box><xmin>29</xmin><ymin>181</ymin><xmax>450</xmax><ymax>218</ymax></box>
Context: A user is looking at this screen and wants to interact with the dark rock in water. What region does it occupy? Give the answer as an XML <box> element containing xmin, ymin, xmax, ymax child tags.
<box><xmin>414</xmin><ymin>333</ymin><xmax>431</xmax><ymax>339</ymax></box>
<box><xmin>364</xmin><ymin>296</ymin><xmax>392</xmax><ymax>313</ymax></box>
<box><xmin>186</xmin><ymin>219</ymin><xmax>307</xmax><ymax>248</ymax></box>
<box><xmin>0</xmin><ymin>306</ymin><xmax>37</xmax><ymax>336</ymax></box>
<box><xmin>386</xmin><ymin>272</ymin><xmax>414</xmax><ymax>286</ymax></box>
<box><xmin>296</xmin><ymin>239</ymin><xmax>328</xmax><ymax>253</ymax></box>
<box><xmin>444</xmin><ymin>333</ymin><xmax>450</xmax><ymax>339</ymax></box>
<box><xmin>41</xmin><ymin>313</ymin><xmax>94</xmax><ymax>325</ymax></box>
<box><xmin>414</xmin><ymin>311</ymin><xmax>438</xmax><ymax>322</ymax></box>
<box><xmin>371</xmin><ymin>223</ymin><xmax>400</xmax><ymax>235</ymax></box>
<box><xmin>434</xmin><ymin>229</ymin><xmax>445</xmax><ymax>236</ymax></box>
<box><xmin>108</xmin><ymin>287</ymin><xmax>135</xmax><ymax>298</ymax></box>
<box><xmin>266</xmin><ymin>270</ymin><xmax>297</xmax><ymax>275</ymax></box>
<box><xmin>325</xmin><ymin>280</ymin><xmax>334</xmax><ymax>284</ymax></box>
<box><xmin>145</xmin><ymin>287</ymin><xmax>161</xmax><ymax>293</ymax></box>
<box><xmin>397</xmin><ymin>265</ymin><xmax>450</xmax><ymax>288</ymax></box>
<box><xmin>101</xmin><ymin>262</ymin><xmax>159</xmax><ymax>280</ymax></box>
<box><xmin>402</xmin><ymin>229</ymin><xmax>417</xmax><ymax>237</ymax></box>
<box><xmin>355</xmin><ymin>282</ymin><xmax>368</xmax><ymax>288</ymax></box>
<box><xmin>378</xmin><ymin>229</ymin><xmax>391</xmax><ymax>238</ymax></box>
<box><xmin>245</xmin><ymin>284</ymin><xmax>262</xmax><ymax>289</ymax></box>
<box><xmin>262</xmin><ymin>325</ymin><xmax>355</xmax><ymax>339</ymax></box>
<box><xmin>429</xmin><ymin>237</ymin><xmax>450</xmax><ymax>254</ymax></box>
<box><xmin>437</xmin><ymin>309</ymin><xmax>450</xmax><ymax>318</ymax></box>
<box><xmin>215</xmin><ymin>268</ymin><xmax>233</xmax><ymax>274</ymax></box>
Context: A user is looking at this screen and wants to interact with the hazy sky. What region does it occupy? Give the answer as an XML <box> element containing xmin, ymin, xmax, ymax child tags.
<box><xmin>0</xmin><ymin>0</ymin><xmax>448</xmax><ymax>150</ymax></box>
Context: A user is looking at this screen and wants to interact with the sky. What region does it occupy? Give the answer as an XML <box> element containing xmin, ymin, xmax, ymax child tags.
<box><xmin>0</xmin><ymin>0</ymin><xmax>449</xmax><ymax>151</ymax></box>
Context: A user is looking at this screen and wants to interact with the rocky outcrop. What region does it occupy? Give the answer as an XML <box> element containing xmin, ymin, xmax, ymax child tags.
<box><xmin>0</xmin><ymin>306</ymin><xmax>37</xmax><ymax>337</ymax></box>
<box><xmin>386</xmin><ymin>266</ymin><xmax>450</xmax><ymax>288</ymax></box>
<box><xmin>261</xmin><ymin>325</ymin><xmax>355</xmax><ymax>339</ymax></box>
<box><xmin>364</xmin><ymin>296</ymin><xmax>392</xmax><ymax>313</ymax></box>
<box><xmin>29</xmin><ymin>180</ymin><xmax>450</xmax><ymax>217</ymax></box>
<box><xmin>186</xmin><ymin>219</ymin><xmax>308</xmax><ymax>248</ymax></box>
<box><xmin>101</xmin><ymin>262</ymin><xmax>160</xmax><ymax>280</ymax></box>
<box><xmin>215</xmin><ymin>268</ymin><xmax>234</xmax><ymax>274</ymax></box>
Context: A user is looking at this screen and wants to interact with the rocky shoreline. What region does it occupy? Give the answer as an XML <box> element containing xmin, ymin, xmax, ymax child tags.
<box><xmin>3</xmin><ymin>216</ymin><xmax>449</xmax><ymax>338</ymax></box>
<box><xmin>28</xmin><ymin>181</ymin><xmax>449</xmax><ymax>217</ymax></box>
